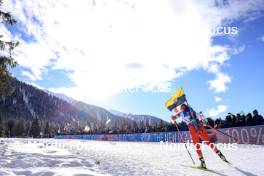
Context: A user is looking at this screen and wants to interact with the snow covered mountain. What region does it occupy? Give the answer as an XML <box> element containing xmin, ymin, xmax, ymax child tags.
<box><xmin>45</xmin><ymin>91</ymin><xmax>168</xmax><ymax>127</ymax></box>
<box><xmin>45</xmin><ymin>91</ymin><xmax>77</xmax><ymax>104</ymax></box>
<box><xmin>0</xmin><ymin>78</ymin><xmax>96</xmax><ymax>127</ymax></box>
<box><xmin>0</xmin><ymin>78</ymin><xmax>166</xmax><ymax>134</ymax></box>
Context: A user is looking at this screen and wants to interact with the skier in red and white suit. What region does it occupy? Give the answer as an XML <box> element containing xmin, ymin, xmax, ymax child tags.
<box><xmin>171</xmin><ymin>104</ymin><xmax>228</xmax><ymax>168</ymax></box>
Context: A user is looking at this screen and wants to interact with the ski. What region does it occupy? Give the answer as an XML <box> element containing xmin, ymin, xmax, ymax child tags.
<box><xmin>220</xmin><ymin>157</ymin><xmax>233</xmax><ymax>166</ymax></box>
<box><xmin>181</xmin><ymin>164</ymin><xmax>222</xmax><ymax>174</ymax></box>
<box><xmin>224</xmin><ymin>161</ymin><xmax>234</xmax><ymax>168</ymax></box>
<box><xmin>224</xmin><ymin>160</ymin><xmax>232</xmax><ymax>165</ymax></box>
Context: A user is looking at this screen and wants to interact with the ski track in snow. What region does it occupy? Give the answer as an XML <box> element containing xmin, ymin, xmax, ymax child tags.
<box><xmin>0</xmin><ymin>138</ymin><xmax>264</xmax><ymax>176</ymax></box>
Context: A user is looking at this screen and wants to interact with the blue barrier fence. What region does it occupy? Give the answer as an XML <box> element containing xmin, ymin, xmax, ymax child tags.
<box><xmin>55</xmin><ymin>125</ymin><xmax>264</xmax><ymax>145</ymax></box>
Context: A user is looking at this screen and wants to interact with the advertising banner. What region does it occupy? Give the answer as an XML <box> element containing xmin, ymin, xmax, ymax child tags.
<box><xmin>55</xmin><ymin>125</ymin><xmax>264</xmax><ymax>145</ymax></box>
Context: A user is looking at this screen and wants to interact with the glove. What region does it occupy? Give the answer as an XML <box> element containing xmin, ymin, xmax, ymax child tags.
<box><xmin>171</xmin><ymin>115</ymin><xmax>177</xmax><ymax>122</ymax></box>
<box><xmin>201</xmin><ymin>118</ymin><xmax>208</xmax><ymax>125</ymax></box>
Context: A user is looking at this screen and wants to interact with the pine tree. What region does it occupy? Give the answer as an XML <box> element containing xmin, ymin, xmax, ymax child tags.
<box><xmin>132</xmin><ymin>121</ymin><xmax>138</xmax><ymax>133</ymax></box>
<box><xmin>0</xmin><ymin>115</ymin><xmax>4</xmax><ymax>137</ymax></box>
<box><xmin>139</xmin><ymin>121</ymin><xmax>145</xmax><ymax>133</ymax></box>
<box><xmin>44</xmin><ymin>122</ymin><xmax>50</xmax><ymax>138</ymax></box>
<box><xmin>0</xmin><ymin>0</ymin><xmax>19</xmax><ymax>97</ymax></box>
<box><xmin>25</xmin><ymin>121</ymin><xmax>31</xmax><ymax>137</ymax></box>
<box><xmin>6</xmin><ymin>119</ymin><xmax>15</xmax><ymax>137</ymax></box>
<box><xmin>30</xmin><ymin>118</ymin><xmax>40</xmax><ymax>138</ymax></box>
<box><xmin>14</xmin><ymin>119</ymin><xmax>25</xmax><ymax>137</ymax></box>
<box><xmin>158</xmin><ymin>120</ymin><xmax>164</xmax><ymax>132</ymax></box>
<box><xmin>145</xmin><ymin>120</ymin><xmax>150</xmax><ymax>133</ymax></box>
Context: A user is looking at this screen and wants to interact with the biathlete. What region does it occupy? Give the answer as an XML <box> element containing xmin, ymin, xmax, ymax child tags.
<box><xmin>171</xmin><ymin>103</ymin><xmax>229</xmax><ymax>169</ymax></box>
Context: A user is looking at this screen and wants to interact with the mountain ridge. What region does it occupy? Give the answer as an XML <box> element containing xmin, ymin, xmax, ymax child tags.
<box><xmin>0</xmin><ymin>78</ymin><xmax>167</xmax><ymax>134</ymax></box>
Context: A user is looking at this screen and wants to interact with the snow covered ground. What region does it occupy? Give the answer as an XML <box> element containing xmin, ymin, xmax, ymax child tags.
<box><xmin>0</xmin><ymin>138</ymin><xmax>263</xmax><ymax>176</ymax></box>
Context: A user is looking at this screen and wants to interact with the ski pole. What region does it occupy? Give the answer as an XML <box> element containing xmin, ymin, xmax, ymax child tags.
<box><xmin>174</xmin><ymin>122</ymin><xmax>196</xmax><ymax>165</ymax></box>
<box><xmin>205</xmin><ymin>123</ymin><xmax>238</xmax><ymax>142</ymax></box>
<box><xmin>198</xmin><ymin>112</ymin><xmax>238</xmax><ymax>142</ymax></box>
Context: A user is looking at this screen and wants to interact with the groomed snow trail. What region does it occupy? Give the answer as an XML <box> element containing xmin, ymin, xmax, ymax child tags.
<box><xmin>0</xmin><ymin>138</ymin><xmax>263</xmax><ymax>176</ymax></box>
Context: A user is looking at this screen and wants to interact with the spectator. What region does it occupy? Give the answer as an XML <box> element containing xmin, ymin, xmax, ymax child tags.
<box><xmin>214</xmin><ymin>118</ymin><xmax>222</xmax><ymax>129</ymax></box>
<box><xmin>240</xmin><ymin>112</ymin><xmax>246</xmax><ymax>126</ymax></box>
<box><xmin>231</xmin><ymin>114</ymin><xmax>238</xmax><ymax>127</ymax></box>
<box><xmin>207</xmin><ymin>117</ymin><xmax>215</xmax><ymax>128</ymax></box>
<box><xmin>237</xmin><ymin>113</ymin><xmax>246</xmax><ymax>127</ymax></box>
<box><xmin>246</xmin><ymin>113</ymin><xmax>253</xmax><ymax>126</ymax></box>
<box><xmin>225</xmin><ymin>113</ymin><xmax>232</xmax><ymax>128</ymax></box>
<box><xmin>252</xmin><ymin>109</ymin><xmax>264</xmax><ymax>125</ymax></box>
<box><xmin>236</xmin><ymin>113</ymin><xmax>242</xmax><ymax>126</ymax></box>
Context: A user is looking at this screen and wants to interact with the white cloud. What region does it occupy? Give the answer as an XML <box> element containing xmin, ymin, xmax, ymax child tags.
<box><xmin>49</xmin><ymin>87</ymin><xmax>85</xmax><ymax>101</ymax></box>
<box><xmin>206</xmin><ymin>105</ymin><xmax>228</xmax><ymax>118</ymax></box>
<box><xmin>205</xmin><ymin>45</ymin><xmax>245</xmax><ymax>93</ymax></box>
<box><xmin>2</xmin><ymin>0</ymin><xmax>264</xmax><ymax>102</ymax></box>
<box><xmin>21</xmin><ymin>71</ymin><xmax>38</xmax><ymax>81</ymax></box>
<box><xmin>214</xmin><ymin>96</ymin><xmax>222</xmax><ymax>102</ymax></box>
<box><xmin>207</xmin><ymin>72</ymin><xmax>231</xmax><ymax>93</ymax></box>
<box><xmin>232</xmin><ymin>45</ymin><xmax>246</xmax><ymax>55</ymax></box>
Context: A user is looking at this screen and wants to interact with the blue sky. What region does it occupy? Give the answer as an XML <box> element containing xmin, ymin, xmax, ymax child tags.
<box><xmin>1</xmin><ymin>0</ymin><xmax>264</xmax><ymax>121</ymax></box>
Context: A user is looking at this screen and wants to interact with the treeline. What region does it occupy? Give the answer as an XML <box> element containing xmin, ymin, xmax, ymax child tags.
<box><xmin>59</xmin><ymin>120</ymin><xmax>187</xmax><ymax>135</ymax></box>
<box><xmin>0</xmin><ymin>116</ymin><xmax>59</xmax><ymax>138</ymax></box>
<box><xmin>61</xmin><ymin>109</ymin><xmax>264</xmax><ymax>135</ymax></box>
<box><xmin>1</xmin><ymin>109</ymin><xmax>263</xmax><ymax>138</ymax></box>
